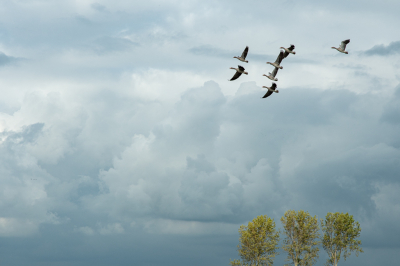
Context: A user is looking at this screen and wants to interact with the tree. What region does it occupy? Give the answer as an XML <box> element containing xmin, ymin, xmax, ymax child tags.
<box><xmin>321</xmin><ymin>212</ymin><xmax>363</xmax><ymax>266</ymax></box>
<box><xmin>230</xmin><ymin>215</ymin><xmax>280</xmax><ymax>266</ymax></box>
<box><xmin>281</xmin><ymin>210</ymin><xmax>320</xmax><ymax>266</ymax></box>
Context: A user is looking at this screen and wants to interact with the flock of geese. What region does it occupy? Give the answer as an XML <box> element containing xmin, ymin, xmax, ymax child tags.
<box><xmin>229</xmin><ymin>39</ymin><xmax>351</xmax><ymax>99</ymax></box>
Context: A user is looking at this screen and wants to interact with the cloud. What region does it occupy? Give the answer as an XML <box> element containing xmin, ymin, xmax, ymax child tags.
<box><xmin>90</xmin><ymin>36</ymin><xmax>140</xmax><ymax>54</ymax></box>
<box><xmin>364</xmin><ymin>41</ymin><xmax>400</xmax><ymax>56</ymax></box>
<box><xmin>91</xmin><ymin>3</ymin><xmax>107</xmax><ymax>13</ymax></box>
<box><xmin>380</xmin><ymin>84</ymin><xmax>400</xmax><ymax>125</ymax></box>
<box><xmin>0</xmin><ymin>0</ymin><xmax>400</xmax><ymax>264</ymax></box>
<box><xmin>189</xmin><ymin>45</ymin><xmax>233</xmax><ymax>58</ymax></box>
<box><xmin>0</xmin><ymin>52</ymin><xmax>19</xmax><ymax>66</ymax></box>
<box><xmin>75</xmin><ymin>226</ymin><xmax>95</xmax><ymax>235</ymax></box>
<box><xmin>76</xmin><ymin>80</ymin><xmax>400</xmax><ymax>241</ymax></box>
<box><xmin>0</xmin><ymin>123</ymin><xmax>64</xmax><ymax>237</ymax></box>
<box><xmin>189</xmin><ymin>45</ymin><xmax>273</xmax><ymax>62</ymax></box>
<box><xmin>144</xmin><ymin>219</ymin><xmax>239</xmax><ymax>235</ymax></box>
<box><xmin>98</xmin><ymin>223</ymin><xmax>124</xmax><ymax>235</ymax></box>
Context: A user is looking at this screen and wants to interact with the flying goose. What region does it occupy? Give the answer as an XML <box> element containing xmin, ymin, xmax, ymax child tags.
<box><xmin>234</xmin><ymin>46</ymin><xmax>249</xmax><ymax>63</ymax></box>
<box><xmin>281</xmin><ymin>44</ymin><xmax>296</xmax><ymax>58</ymax></box>
<box><xmin>261</xmin><ymin>83</ymin><xmax>279</xmax><ymax>98</ymax></box>
<box><xmin>332</xmin><ymin>39</ymin><xmax>350</xmax><ymax>54</ymax></box>
<box><xmin>229</xmin><ymin>65</ymin><xmax>248</xmax><ymax>81</ymax></box>
<box><xmin>263</xmin><ymin>67</ymin><xmax>279</xmax><ymax>81</ymax></box>
<box><xmin>267</xmin><ymin>50</ymin><xmax>284</xmax><ymax>69</ymax></box>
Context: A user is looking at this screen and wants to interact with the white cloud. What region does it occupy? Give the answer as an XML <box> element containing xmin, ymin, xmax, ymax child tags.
<box><xmin>75</xmin><ymin>226</ymin><xmax>95</xmax><ymax>236</ymax></box>
<box><xmin>98</xmin><ymin>223</ymin><xmax>124</xmax><ymax>235</ymax></box>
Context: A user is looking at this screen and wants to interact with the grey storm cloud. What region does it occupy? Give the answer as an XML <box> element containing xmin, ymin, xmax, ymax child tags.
<box><xmin>1</xmin><ymin>80</ymin><xmax>400</xmax><ymax>265</ymax></box>
<box><xmin>364</xmin><ymin>41</ymin><xmax>400</xmax><ymax>56</ymax></box>
<box><xmin>72</xmin><ymin>81</ymin><xmax>400</xmax><ymax>231</ymax></box>
<box><xmin>381</xmin><ymin>84</ymin><xmax>400</xmax><ymax>126</ymax></box>
<box><xmin>1</xmin><ymin>0</ymin><xmax>400</xmax><ymax>265</ymax></box>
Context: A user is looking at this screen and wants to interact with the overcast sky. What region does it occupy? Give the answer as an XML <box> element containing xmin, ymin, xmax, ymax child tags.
<box><xmin>0</xmin><ymin>0</ymin><xmax>399</xmax><ymax>265</ymax></box>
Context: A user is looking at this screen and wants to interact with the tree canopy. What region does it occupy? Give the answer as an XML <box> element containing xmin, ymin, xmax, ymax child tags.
<box><xmin>321</xmin><ymin>212</ymin><xmax>363</xmax><ymax>266</ymax></box>
<box><xmin>230</xmin><ymin>215</ymin><xmax>280</xmax><ymax>266</ymax></box>
<box><xmin>281</xmin><ymin>210</ymin><xmax>320</xmax><ymax>266</ymax></box>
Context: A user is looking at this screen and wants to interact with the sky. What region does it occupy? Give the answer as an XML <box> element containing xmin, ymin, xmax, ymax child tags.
<box><xmin>0</xmin><ymin>0</ymin><xmax>399</xmax><ymax>265</ymax></box>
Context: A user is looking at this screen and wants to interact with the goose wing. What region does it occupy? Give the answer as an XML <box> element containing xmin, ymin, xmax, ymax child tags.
<box><xmin>283</xmin><ymin>44</ymin><xmax>295</xmax><ymax>58</ymax></box>
<box><xmin>230</xmin><ymin>71</ymin><xmax>242</xmax><ymax>81</ymax></box>
<box><xmin>340</xmin><ymin>39</ymin><xmax>350</xmax><ymax>50</ymax></box>
<box><xmin>271</xmin><ymin>67</ymin><xmax>279</xmax><ymax>77</ymax></box>
<box><xmin>262</xmin><ymin>90</ymin><xmax>273</xmax><ymax>98</ymax></box>
<box><xmin>274</xmin><ymin>51</ymin><xmax>284</xmax><ymax>64</ymax></box>
<box><xmin>241</xmin><ymin>46</ymin><xmax>249</xmax><ymax>59</ymax></box>
<box><xmin>238</xmin><ymin>65</ymin><xmax>245</xmax><ymax>71</ymax></box>
<box><xmin>271</xmin><ymin>83</ymin><xmax>277</xmax><ymax>90</ymax></box>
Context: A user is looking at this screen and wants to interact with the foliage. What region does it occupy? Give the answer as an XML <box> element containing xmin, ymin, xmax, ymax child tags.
<box><xmin>230</xmin><ymin>215</ymin><xmax>280</xmax><ymax>266</ymax></box>
<box><xmin>280</xmin><ymin>210</ymin><xmax>320</xmax><ymax>266</ymax></box>
<box><xmin>321</xmin><ymin>212</ymin><xmax>363</xmax><ymax>266</ymax></box>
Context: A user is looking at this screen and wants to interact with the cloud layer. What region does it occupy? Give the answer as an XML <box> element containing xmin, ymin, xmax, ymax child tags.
<box><xmin>0</xmin><ymin>1</ymin><xmax>400</xmax><ymax>265</ymax></box>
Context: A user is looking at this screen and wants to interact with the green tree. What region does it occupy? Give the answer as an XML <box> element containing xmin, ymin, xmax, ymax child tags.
<box><xmin>321</xmin><ymin>212</ymin><xmax>363</xmax><ymax>266</ymax></box>
<box><xmin>230</xmin><ymin>215</ymin><xmax>280</xmax><ymax>266</ymax></box>
<box><xmin>281</xmin><ymin>210</ymin><xmax>320</xmax><ymax>266</ymax></box>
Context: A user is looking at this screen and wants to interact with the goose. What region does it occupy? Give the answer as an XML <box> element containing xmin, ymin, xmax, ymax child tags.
<box><xmin>267</xmin><ymin>50</ymin><xmax>284</xmax><ymax>69</ymax></box>
<box><xmin>229</xmin><ymin>65</ymin><xmax>248</xmax><ymax>81</ymax></box>
<box><xmin>234</xmin><ymin>46</ymin><xmax>249</xmax><ymax>63</ymax></box>
<box><xmin>261</xmin><ymin>83</ymin><xmax>279</xmax><ymax>98</ymax></box>
<box><xmin>332</xmin><ymin>39</ymin><xmax>350</xmax><ymax>54</ymax></box>
<box><xmin>281</xmin><ymin>44</ymin><xmax>296</xmax><ymax>58</ymax></box>
<box><xmin>263</xmin><ymin>67</ymin><xmax>279</xmax><ymax>81</ymax></box>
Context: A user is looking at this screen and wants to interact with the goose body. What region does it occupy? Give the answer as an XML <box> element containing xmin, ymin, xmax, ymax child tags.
<box><xmin>263</xmin><ymin>67</ymin><xmax>279</xmax><ymax>81</ymax></box>
<box><xmin>267</xmin><ymin>50</ymin><xmax>284</xmax><ymax>69</ymax></box>
<box><xmin>281</xmin><ymin>44</ymin><xmax>296</xmax><ymax>58</ymax></box>
<box><xmin>234</xmin><ymin>46</ymin><xmax>249</xmax><ymax>63</ymax></box>
<box><xmin>332</xmin><ymin>39</ymin><xmax>350</xmax><ymax>54</ymax></box>
<box><xmin>229</xmin><ymin>65</ymin><xmax>248</xmax><ymax>81</ymax></box>
<box><xmin>262</xmin><ymin>83</ymin><xmax>279</xmax><ymax>98</ymax></box>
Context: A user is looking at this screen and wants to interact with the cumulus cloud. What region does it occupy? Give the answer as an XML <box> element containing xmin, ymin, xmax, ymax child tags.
<box><xmin>77</xmin><ymin>80</ymin><xmax>400</xmax><ymax>243</ymax></box>
<box><xmin>0</xmin><ymin>0</ymin><xmax>400</xmax><ymax>265</ymax></box>
<box><xmin>364</xmin><ymin>41</ymin><xmax>400</xmax><ymax>56</ymax></box>
<box><xmin>0</xmin><ymin>124</ymin><xmax>64</xmax><ymax>237</ymax></box>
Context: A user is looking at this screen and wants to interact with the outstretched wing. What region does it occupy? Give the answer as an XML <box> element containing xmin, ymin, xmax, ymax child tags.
<box><xmin>271</xmin><ymin>67</ymin><xmax>279</xmax><ymax>77</ymax></box>
<box><xmin>238</xmin><ymin>65</ymin><xmax>245</xmax><ymax>71</ymax></box>
<box><xmin>230</xmin><ymin>71</ymin><xmax>242</xmax><ymax>81</ymax></box>
<box><xmin>262</xmin><ymin>90</ymin><xmax>273</xmax><ymax>98</ymax></box>
<box><xmin>241</xmin><ymin>46</ymin><xmax>249</xmax><ymax>59</ymax></box>
<box><xmin>340</xmin><ymin>39</ymin><xmax>350</xmax><ymax>50</ymax></box>
<box><xmin>275</xmin><ymin>51</ymin><xmax>284</xmax><ymax>64</ymax></box>
<box><xmin>283</xmin><ymin>45</ymin><xmax>295</xmax><ymax>58</ymax></box>
<box><xmin>271</xmin><ymin>82</ymin><xmax>277</xmax><ymax>90</ymax></box>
